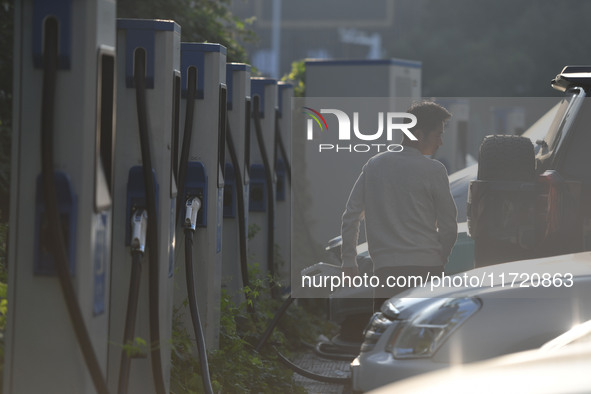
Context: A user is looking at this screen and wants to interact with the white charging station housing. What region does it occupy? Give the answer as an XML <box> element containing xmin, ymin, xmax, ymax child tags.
<box><xmin>6</xmin><ymin>1</ymin><xmax>116</xmax><ymax>393</ymax></box>
<box><xmin>175</xmin><ymin>42</ymin><xmax>227</xmax><ymax>350</ymax></box>
<box><xmin>108</xmin><ymin>18</ymin><xmax>180</xmax><ymax>394</ymax></box>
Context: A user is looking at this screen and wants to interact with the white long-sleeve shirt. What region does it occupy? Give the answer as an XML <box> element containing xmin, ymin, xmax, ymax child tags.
<box><xmin>341</xmin><ymin>147</ymin><xmax>458</xmax><ymax>271</ymax></box>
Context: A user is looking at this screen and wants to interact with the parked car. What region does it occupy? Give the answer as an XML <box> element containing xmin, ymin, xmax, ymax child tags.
<box><xmin>368</xmin><ymin>320</ymin><xmax>591</xmax><ymax>394</ymax></box>
<box><xmin>540</xmin><ymin>319</ymin><xmax>591</xmax><ymax>350</ymax></box>
<box><xmin>350</xmin><ymin>251</ymin><xmax>591</xmax><ymax>392</ymax></box>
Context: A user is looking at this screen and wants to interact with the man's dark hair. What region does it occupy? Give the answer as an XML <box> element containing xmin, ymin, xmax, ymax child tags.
<box><xmin>406</xmin><ymin>101</ymin><xmax>452</xmax><ymax>135</ymax></box>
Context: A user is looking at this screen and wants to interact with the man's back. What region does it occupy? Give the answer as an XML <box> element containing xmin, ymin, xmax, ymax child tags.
<box><xmin>358</xmin><ymin>148</ymin><xmax>457</xmax><ymax>270</ymax></box>
<box><xmin>341</xmin><ymin>101</ymin><xmax>457</xmax><ymax>277</ymax></box>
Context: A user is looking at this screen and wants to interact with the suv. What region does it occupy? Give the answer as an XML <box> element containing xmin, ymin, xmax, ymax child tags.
<box><xmin>468</xmin><ymin>65</ymin><xmax>591</xmax><ymax>267</ymax></box>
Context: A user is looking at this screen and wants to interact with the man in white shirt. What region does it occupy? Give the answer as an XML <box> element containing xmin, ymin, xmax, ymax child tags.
<box><xmin>341</xmin><ymin>101</ymin><xmax>457</xmax><ymax>306</ymax></box>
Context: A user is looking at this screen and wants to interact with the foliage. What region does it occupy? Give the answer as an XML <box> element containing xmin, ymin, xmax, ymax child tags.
<box><xmin>121</xmin><ymin>337</ymin><xmax>149</xmax><ymax>358</ymax></box>
<box><xmin>171</xmin><ymin>266</ymin><xmax>334</xmax><ymax>393</ymax></box>
<box><xmin>117</xmin><ymin>0</ymin><xmax>257</xmax><ymax>63</ymax></box>
<box><xmin>281</xmin><ymin>60</ymin><xmax>306</xmax><ymax>97</ymax></box>
<box><xmin>0</xmin><ymin>213</ymin><xmax>7</xmax><ymax>332</ymax></box>
<box><xmin>0</xmin><ymin>214</ymin><xmax>6</xmax><ymax>283</ymax></box>
<box><xmin>0</xmin><ymin>212</ymin><xmax>7</xmax><ymax>392</ymax></box>
<box><xmin>247</xmin><ymin>223</ymin><xmax>261</xmax><ymax>242</ymax></box>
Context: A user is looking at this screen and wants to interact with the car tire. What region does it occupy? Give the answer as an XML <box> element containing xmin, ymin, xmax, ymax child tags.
<box><xmin>477</xmin><ymin>135</ymin><xmax>536</xmax><ymax>181</ymax></box>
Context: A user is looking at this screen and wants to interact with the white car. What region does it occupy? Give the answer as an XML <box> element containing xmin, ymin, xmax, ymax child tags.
<box><xmin>351</xmin><ymin>251</ymin><xmax>591</xmax><ymax>392</ymax></box>
<box><xmin>369</xmin><ymin>321</ymin><xmax>591</xmax><ymax>394</ymax></box>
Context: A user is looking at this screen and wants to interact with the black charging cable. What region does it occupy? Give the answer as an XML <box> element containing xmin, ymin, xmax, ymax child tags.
<box><xmin>184</xmin><ymin>198</ymin><xmax>214</xmax><ymax>394</ymax></box>
<box><xmin>39</xmin><ymin>17</ymin><xmax>110</xmax><ymax>394</ymax></box>
<box><xmin>172</xmin><ymin>64</ymin><xmax>216</xmax><ymax>394</ymax></box>
<box><xmin>133</xmin><ymin>49</ymin><xmax>167</xmax><ymax>394</ymax></box>
<box><xmin>255</xmin><ymin>295</ymin><xmax>294</xmax><ymax>352</ymax></box>
<box><xmin>252</xmin><ymin>96</ymin><xmax>276</xmax><ymax>288</ymax></box>
<box><xmin>225</xmin><ymin>120</ymin><xmax>252</xmax><ymax>300</ymax></box>
<box><xmin>275</xmin><ymin>348</ymin><xmax>351</xmax><ymax>384</ymax></box>
<box><xmin>117</xmin><ymin>210</ymin><xmax>148</xmax><ymax>394</ymax></box>
<box><xmin>274</xmin><ymin>112</ymin><xmax>291</xmax><ymax>186</ymax></box>
<box><xmin>254</xmin><ymin>295</ymin><xmax>351</xmax><ymax>384</ymax></box>
<box><xmin>176</xmin><ymin>68</ymin><xmax>197</xmax><ymax>221</ymax></box>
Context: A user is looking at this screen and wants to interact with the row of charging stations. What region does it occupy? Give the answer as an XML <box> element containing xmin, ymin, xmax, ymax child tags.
<box><xmin>6</xmin><ymin>1</ymin><xmax>293</xmax><ymax>392</ymax></box>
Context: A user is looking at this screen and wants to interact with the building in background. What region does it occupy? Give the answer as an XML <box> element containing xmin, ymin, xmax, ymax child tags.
<box><xmin>229</xmin><ymin>0</ymin><xmax>409</xmax><ymax>79</ymax></box>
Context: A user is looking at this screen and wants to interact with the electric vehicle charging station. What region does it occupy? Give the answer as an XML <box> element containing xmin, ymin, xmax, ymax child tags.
<box><xmin>274</xmin><ymin>82</ymin><xmax>293</xmax><ymax>288</ymax></box>
<box><xmin>175</xmin><ymin>42</ymin><xmax>227</xmax><ymax>350</ymax></box>
<box><xmin>108</xmin><ymin>19</ymin><xmax>180</xmax><ymax>394</ymax></box>
<box><xmin>222</xmin><ymin>63</ymin><xmax>251</xmax><ymax>304</ymax></box>
<box><xmin>6</xmin><ymin>1</ymin><xmax>116</xmax><ymax>393</ymax></box>
<box><xmin>249</xmin><ymin>78</ymin><xmax>278</xmax><ymax>280</ymax></box>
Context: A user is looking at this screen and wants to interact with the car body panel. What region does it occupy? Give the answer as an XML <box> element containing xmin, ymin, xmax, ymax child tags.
<box><xmin>369</xmin><ymin>342</ymin><xmax>591</xmax><ymax>394</ymax></box>
<box><xmin>352</xmin><ymin>251</ymin><xmax>591</xmax><ymax>392</ymax></box>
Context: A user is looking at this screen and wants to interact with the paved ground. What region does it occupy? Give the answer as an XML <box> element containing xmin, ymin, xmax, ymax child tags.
<box><xmin>292</xmin><ymin>351</ymin><xmax>353</xmax><ymax>393</ymax></box>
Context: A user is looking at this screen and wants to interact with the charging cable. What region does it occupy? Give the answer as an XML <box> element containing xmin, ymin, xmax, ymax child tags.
<box><xmin>225</xmin><ymin>120</ymin><xmax>252</xmax><ymax>308</ymax></box>
<box><xmin>117</xmin><ymin>210</ymin><xmax>147</xmax><ymax>394</ymax></box>
<box><xmin>133</xmin><ymin>49</ymin><xmax>167</xmax><ymax>394</ymax></box>
<box><xmin>183</xmin><ymin>197</ymin><xmax>214</xmax><ymax>394</ymax></box>
<box><xmin>274</xmin><ymin>112</ymin><xmax>291</xmax><ymax>186</ymax></box>
<box><xmin>252</xmin><ymin>96</ymin><xmax>276</xmax><ymax>291</ymax></box>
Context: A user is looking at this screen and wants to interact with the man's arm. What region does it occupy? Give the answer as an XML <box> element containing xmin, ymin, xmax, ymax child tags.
<box><xmin>433</xmin><ymin>165</ymin><xmax>458</xmax><ymax>263</ymax></box>
<box><xmin>341</xmin><ymin>166</ymin><xmax>366</xmax><ymax>269</ymax></box>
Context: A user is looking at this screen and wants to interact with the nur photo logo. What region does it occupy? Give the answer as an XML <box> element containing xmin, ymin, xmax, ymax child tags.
<box><xmin>302</xmin><ymin>106</ymin><xmax>418</xmax><ymax>153</ymax></box>
<box><xmin>302</xmin><ymin>107</ymin><xmax>329</xmax><ymax>138</ymax></box>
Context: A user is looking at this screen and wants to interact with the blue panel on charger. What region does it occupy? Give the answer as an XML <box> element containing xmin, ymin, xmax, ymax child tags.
<box><xmin>276</xmin><ymin>158</ymin><xmax>286</xmax><ymax>201</ymax></box>
<box><xmin>223</xmin><ymin>163</ymin><xmax>236</xmax><ymax>218</ymax></box>
<box><xmin>34</xmin><ymin>172</ymin><xmax>77</xmax><ymax>276</ymax></box>
<box><xmin>33</xmin><ymin>0</ymin><xmax>72</xmax><ymax>69</ymax></box>
<box><xmin>117</xmin><ymin>19</ymin><xmax>180</xmax><ymax>89</ymax></box>
<box><xmin>125</xmin><ymin>166</ymin><xmax>159</xmax><ymax>246</ymax></box>
<box><xmin>249</xmin><ymin>164</ymin><xmax>266</xmax><ymax>212</ymax></box>
<box><xmin>184</xmin><ymin>161</ymin><xmax>208</xmax><ymax>227</ymax></box>
<box><xmin>181</xmin><ymin>43</ymin><xmax>226</xmax><ymax>100</ymax></box>
<box><xmin>251</xmin><ymin>78</ymin><xmax>276</xmax><ymax>119</ymax></box>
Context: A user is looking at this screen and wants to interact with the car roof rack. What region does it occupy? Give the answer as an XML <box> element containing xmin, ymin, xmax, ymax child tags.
<box><xmin>552</xmin><ymin>65</ymin><xmax>591</xmax><ymax>92</ymax></box>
